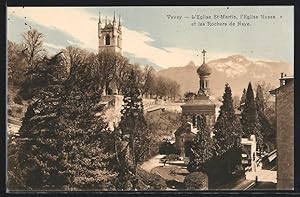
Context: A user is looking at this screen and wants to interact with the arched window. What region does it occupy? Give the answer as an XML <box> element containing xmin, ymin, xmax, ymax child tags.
<box><xmin>105</xmin><ymin>34</ymin><xmax>110</xmax><ymax>45</ymax></box>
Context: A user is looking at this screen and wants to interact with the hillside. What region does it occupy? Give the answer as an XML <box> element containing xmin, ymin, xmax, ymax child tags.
<box><xmin>157</xmin><ymin>55</ymin><xmax>293</xmax><ymax>98</ymax></box>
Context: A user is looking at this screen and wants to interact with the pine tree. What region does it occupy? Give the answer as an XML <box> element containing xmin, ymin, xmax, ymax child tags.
<box><xmin>241</xmin><ymin>82</ymin><xmax>263</xmax><ymax>149</ymax></box>
<box><xmin>214</xmin><ymin>84</ymin><xmax>243</xmax><ymax>155</ymax></box>
<box><xmin>255</xmin><ymin>85</ymin><xmax>275</xmax><ymax>150</ymax></box>
<box><xmin>58</xmin><ymin>57</ymin><xmax>117</xmax><ymax>190</ymax></box>
<box><xmin>255</xmin><ymin>85</ymin><xmax>265</xmax><ymax>113</ymax></box>
<box><xmin>117</xmin><ymin>69</ymin><xmax>149</xmax><ymax>190</ymax></box>
<box><xmin>188</xmin><ymin>114</ymin><xmax>214</xmax><ymax>172</ymax></box>
<box><xmin>239</xmin><ymin>88</ymin><xmax>246</xmax><ymax>110</ymax></box>
<box><xmin>17</xmin><ymin>53</ymin><xmax>69</xmax><ymax>190</ymax></box>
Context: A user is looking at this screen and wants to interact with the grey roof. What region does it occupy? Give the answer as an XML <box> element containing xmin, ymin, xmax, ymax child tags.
<box><xmin>181</xmin><ymin>96</ymin><xmax>215</xmax><ymax>107</ymax></box>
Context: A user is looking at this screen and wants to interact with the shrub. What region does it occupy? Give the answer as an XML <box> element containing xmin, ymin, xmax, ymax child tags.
<box><xmin>184</xmin><ymin>172</ymin><xmax>208</xmax><ymax>190</ymax></box>
<box><xmin>137</xmin><ymin>167</ymin><xmax>167</xmax><ymax>190</ymax></box>
<box><xmin>165</xmin><ymin>154</ymin><xmax>180</xmax><ymax>161</ymax></box>
<box><xmin>13</xmin><ymin>95</ymin><xmax>23</xmax><ymax>105</ymax></box>
<box><xmin>159</xmin><ymin>142</ymin><xmax>180</xmax><ymax>155</ymax></box>
<box><xmin>8</xmin><ymin>109</ymin><xmax>13</xmax><ymax>116</ymax></box>
<box><xmin>15</xmin><ymin>107</ymin><xmax>23</xmax><ymax>114</ymax></box>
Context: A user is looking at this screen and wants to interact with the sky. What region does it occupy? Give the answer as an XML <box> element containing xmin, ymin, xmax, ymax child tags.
<box><xmin>7</xmin><ymin>6</ymin><xmax>294</xmax><ymax>69</ymax></box>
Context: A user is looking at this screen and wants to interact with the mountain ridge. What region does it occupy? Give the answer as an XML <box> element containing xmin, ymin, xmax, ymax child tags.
<box><xmin>156</xmin><ymin>54</ymin><xmax>293</xmax><ymax>98</ymax></box>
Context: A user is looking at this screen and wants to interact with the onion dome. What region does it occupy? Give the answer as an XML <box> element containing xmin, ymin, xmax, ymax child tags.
<box><xmin>197</xmin><ymin>49</ymin><xmax>212</xmax><ymax>76</ymax></box>
<box><xmin>197</xmin><ymin>62</ymin><xmax>212</xmax><ymax>76</ymax></box>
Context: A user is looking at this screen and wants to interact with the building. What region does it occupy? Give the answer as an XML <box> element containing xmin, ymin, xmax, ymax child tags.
<box><xmin>175</xmin><ymin>50</ymin><xmax>216</xmax><ymax>157</ymax></box>
<box><xmin>270</xmin><ymin>73</ymin><xmax>294</xmax><ymax>190</ymax></box>
<box><xmin>180</xmin><ymin>49</ymin><xmax>216</xmax><ymax>133</ymax></box>
<box><xmin>98</xmin><ymin>12</ymin><xmax>122</xmax><ymax>54</ymax></box>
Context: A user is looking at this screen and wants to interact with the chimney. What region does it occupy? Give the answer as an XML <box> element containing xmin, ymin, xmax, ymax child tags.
<box><xmin>280</xmin><ymin>73</ymin><xmax>285</xmax><ymax>87</ymax></box>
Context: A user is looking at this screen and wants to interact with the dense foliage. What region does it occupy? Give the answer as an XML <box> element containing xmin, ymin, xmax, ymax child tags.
<box><xmin>255</xmin><ymin>84</ymin><xmax>276</xmax><ymax>151</ymax></box>
<box><xmin>187</xmin><ymin>114</ymin><xmax>214</xmax><ymax>172</ymax></box>
<box><xmin>183</xmin><ymin>172</ymin><xmax>208</xmax><ymax>190</ymax></box>
<box><xmin>240</xmin><ymin>82</ymin><xmax>263</xmax><ymax>149</ymax></box>
<box><xmin>214</xmin><ymin>83</ymin><xmax>243</xmax><ymax>155</ymax></box>
<box><xmin>115</xmin><ymin>70</ymin><xmax>150</xmax><ymax>190</ymax></box>
<box><xmin>15</xmin><ymin>54</ymin><xmax>69</xmax><ymax>190</ymax></box>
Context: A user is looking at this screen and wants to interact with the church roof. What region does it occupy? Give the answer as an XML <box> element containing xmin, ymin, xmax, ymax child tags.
<box><xmin>197</xmin><ymin>62</ymin><xmax>212</xmax><ymax>76</ymax></box>
<box><xmin>181</xmin><ymin>96</ymin><xmax>215</xmax><ymax>108</ymax></box>
<box><xmin>174</xmin><ymin>122</ymin><xmax>197</xmax><ymax>136</ymax></box>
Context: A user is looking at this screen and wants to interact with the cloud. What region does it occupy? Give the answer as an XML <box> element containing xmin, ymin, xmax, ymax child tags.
<box><xmin>7</xmin><ymin>7</ymin><xmax>230</xmax><ymax>68</ymax></box>
<box><xmin>44</xmin><ymin>42</ymin><xmax>65</xmax><ymax>50</ymax></box>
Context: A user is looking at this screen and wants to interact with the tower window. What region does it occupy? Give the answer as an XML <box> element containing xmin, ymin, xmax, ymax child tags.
<box><xmin>105</xmin><ymin>34</ymin><xmax>110</xmax><ymax>45</ymax></box>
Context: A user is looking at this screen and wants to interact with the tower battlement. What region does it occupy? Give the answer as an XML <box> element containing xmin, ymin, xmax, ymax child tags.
<box><xmin>98</xmin><ymin>12</ymin><xmax>122</xmax><ymax>54</ymax></box>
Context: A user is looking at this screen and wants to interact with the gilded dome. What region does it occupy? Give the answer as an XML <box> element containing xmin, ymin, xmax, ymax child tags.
<box><xmin>197</xmin><ymin>62</ymin><xmax>212</xmax><ymax>76</ymax></box>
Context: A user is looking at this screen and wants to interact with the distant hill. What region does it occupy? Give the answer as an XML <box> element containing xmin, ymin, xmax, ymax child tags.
<box><xmin>156</xmin><ymin>55</ymin><xmax>293</xmax><ymax>98</ymax></box>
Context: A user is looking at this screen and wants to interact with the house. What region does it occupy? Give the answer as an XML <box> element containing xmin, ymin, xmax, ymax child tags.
<box><xmin>270</xmin><ymin>73</ymin><xmax>294</xmax><ymax>190</ymax></box>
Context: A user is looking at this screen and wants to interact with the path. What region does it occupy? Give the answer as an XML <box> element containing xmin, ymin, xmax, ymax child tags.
<box><xmin>246</xmin><ymin>169</ymin><xmax>277</xmax><ymax>183</ymax></box>
<box><xmin>140</xmin><ymin>154</ymin><xmax>166</xmax><ymax>172</ymax></box>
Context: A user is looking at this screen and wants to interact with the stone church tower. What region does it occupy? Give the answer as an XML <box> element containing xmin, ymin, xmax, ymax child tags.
<box><xmin>98</xmin><ymin>12</ymin><xmax>122</xmax><ymax>55</ymax></box>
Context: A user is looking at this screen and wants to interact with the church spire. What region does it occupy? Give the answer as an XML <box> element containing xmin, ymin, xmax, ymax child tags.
<box><xmin>105</xmin><ymin>16</ymin><xmax>107</xmax><ymax>25</ymax></box>
<box><xmin>118</xmin><ymin>15</ymin><xmax>121</xmax><ymax>26</ymax></box>
<box><xmin>113</xmin><ymin>11</ymin><xmax>117</xmax><ymax>27</ymax></box>
<box><xmin>98</xmin><ymin>12</ymin><xmax>101</xmax><ymax>24</ymax></box>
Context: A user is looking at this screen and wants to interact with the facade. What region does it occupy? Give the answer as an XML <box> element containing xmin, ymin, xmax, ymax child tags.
<box><xmin>241</xmin><ymin>135</ymin><xmax>257</xmax><ymax>173</ymax></box>
<box><xmin>270</xmin><ymin>73</ymin><xmax>294</xmax><ymax>190</ymax></box>
<box><xmin>98</xmin><ymin>12</ymin><xmax>122</xmax><ymax>54</ymax></box>
<box><xmin>175</xmin><ymin>50</ymin><xmax>216</xmax><ymax>156</ymax></box>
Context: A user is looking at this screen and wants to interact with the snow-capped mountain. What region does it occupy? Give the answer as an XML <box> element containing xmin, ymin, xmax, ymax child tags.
<box><xmin>157</xmin><ymin>55</ymin><xmax>293</xmax><ymax>98</ymax></box>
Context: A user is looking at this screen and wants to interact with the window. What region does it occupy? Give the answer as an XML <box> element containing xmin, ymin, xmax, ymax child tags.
<box><xmin>105</xmin><ymin>34</ymin><xmax>110</xmax><ymax>45</ymax></box>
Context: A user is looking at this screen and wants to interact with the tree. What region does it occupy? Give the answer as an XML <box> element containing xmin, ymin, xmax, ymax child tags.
<box><xmin>117</xmin><ymin>69</ymin><xmax>150</xmax><ymax>190</ymax></box>
<box><xmin>18</xmin><ymin>52</ymin><xmax>66</xmax><ymax>100</ymax></box>
<box><xmin>139</xmin><ymin>65</ymin><xmax>156</xmax><ymax>97</ymax></box>
<box><xmin>188</xmin><ymin>114</ymin><xmax>214</xmax><ymax>173</ymax></box>
<box><xmin>254</xmin><ymin>81</ymin><xmax>276</xmax><ymax>130</ymax></box>
<box><xmin>184</xmin><ymin>172</ymin><xmax>208</xmax><ymax>190</ymax></box>
<box><xmin>241</xmin><ymin>82</ymin><xmax>263</xmax><ymax>149</ymax></box>
<box><xmin>58</xmin><ymin>56</ymin><xmax>116</xmax><ymax>190</ymax></box>
<box><xmin>114</xmin><ymin>58</ymin><xmax>130</xmax><ymax>94</ymax></box>
<box><xmin>95</xmin><ymin>49</ymin><xmax>125</xmax><ymax>95</ymax></box>
<box><xmin>61</xmin><ymin>46</ymin><xmax>90</xmax><ymax>73</ymax></box>
<box><xmin>7</xmin><ymin>41</ymin><xmax>27</xmax><ymax>87</ymax></box>
<box><xmin>214</xmin><ymin>84</ymin><xmax>243</xmax><ymax>155</ymax></box>
<box><xmin>22</xmin><ymin>29</ymin><xmax>45</xmax><ymax>68</ymax></box>
<box><xmin>255</xmin><ymin>84</ymin><xmax>276</xmax><ymax>151</ymax></box>
<box><xmin>16</xmin><ymin>53</ymin><xmax>69</xmax><ymax>190</ymax></box>
<box><xmin>255</xmin><ymin>85</ymin><xmax>265</xmax><ymax>112</ymax></box>
<box><xmin>239</xmin><ymin>88</ymin><xmax>246</xmax><ymax>110</ymax></box>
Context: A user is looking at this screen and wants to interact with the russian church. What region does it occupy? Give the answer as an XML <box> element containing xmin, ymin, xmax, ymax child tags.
<box><xmin>174</xmin><ymin>50</ymin><xmax>216</xmax><ymax>157</ymax></box>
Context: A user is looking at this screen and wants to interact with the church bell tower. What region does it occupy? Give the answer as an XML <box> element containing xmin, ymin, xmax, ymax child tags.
<box><xmin>98</xmin><ymin>12</ymin><xmax>123</xmax><ymax>55</ymax></box>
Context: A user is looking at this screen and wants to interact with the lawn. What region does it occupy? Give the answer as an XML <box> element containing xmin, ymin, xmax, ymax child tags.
<box><xmin>151</xmin><ymin>164</ymin><xmax>189</xmax><ymax>182</ymax></box>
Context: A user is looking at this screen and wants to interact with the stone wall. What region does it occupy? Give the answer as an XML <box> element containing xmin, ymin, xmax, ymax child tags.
<box><xmin>276</xmin><ymin>81</ymin><xmax>294</xmax><ymax>190</ymax></box>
